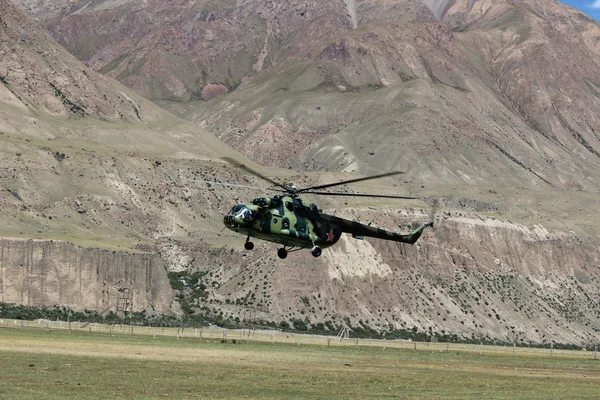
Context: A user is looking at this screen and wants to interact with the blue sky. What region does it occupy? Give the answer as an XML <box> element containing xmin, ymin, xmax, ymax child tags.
<box><xmin>561</xmin><ymin>0</ymin><xmax>600</xmax><ymax>21</ymax></box>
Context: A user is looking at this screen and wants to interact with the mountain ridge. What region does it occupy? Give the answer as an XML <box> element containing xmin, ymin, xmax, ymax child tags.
<box><xmin>2</xmin><ymin>0</ymin><xmax>599</xmax><ymax>345</ymax></box>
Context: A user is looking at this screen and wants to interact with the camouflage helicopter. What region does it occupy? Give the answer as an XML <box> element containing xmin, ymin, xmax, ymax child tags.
<box><xmin>216</xmin><ymin>158</ymin><xmax>433</xmax><ymax>259</ymax></box>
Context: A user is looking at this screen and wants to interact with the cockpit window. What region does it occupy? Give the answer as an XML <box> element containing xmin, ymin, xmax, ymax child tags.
<box><xmin>285</xmin><ymin>202</ymin><xmax>294</xmax><ymax>212</ymax></box>
<box><xmin>227</xmin><ymin>205</ymin><xmax>255</xmax><ymax>222</ymax></box>
<box><xmin>229</xmin><ymin>205</ymin><xmax>243</xmax><ymax>214</ymax></box>
<box><xmin>229</xmin><ymin>206</ymin><xmax>254</xmax><ymax>222</ymax></box>
<box><xmin>238</xmin><ymin>208</ymin><xmax>250</xmax><ymax>221</ymax></box>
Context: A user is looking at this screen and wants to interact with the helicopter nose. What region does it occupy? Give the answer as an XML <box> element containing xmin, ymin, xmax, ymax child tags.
<box><xmin>224</xmin><ymin>214</ymin><xmax>245</xmax><ymax>226</ymax></box>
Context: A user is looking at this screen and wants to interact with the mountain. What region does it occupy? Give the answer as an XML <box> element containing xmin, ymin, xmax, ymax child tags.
<box><xmin>13</xmin><ymin>0</ymin><xmax>438</xmax><ymax>101</ymax></box>
<box><xmin>3</xmin><ymin>0</ymin><xmax>600</xmax><ymax>345</ymax></box>
<box><xmin>20</xmin><ymin>1</ymin><xmax>600</xmax><ymax>189</ymax></box>
<box><xmin>190</xmin><ymin>0</ymin><xmax>600</xmax><ymax>191</ymax></box>
<box><xmin>0</xmin><ymin>0</ymin><xmax>252</xmax><ymax>313</ymax></box>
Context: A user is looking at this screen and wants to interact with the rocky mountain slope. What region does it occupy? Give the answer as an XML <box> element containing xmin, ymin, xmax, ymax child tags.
<box><xmin>189</xmin><ymin>0</ymin><xmax>600</xmax><ymax>193</ymax></box>
<box><xmin>0</xmin><ymin>0</ymin><xmax>247</xmax><ymax>314</ymax></box>
<box><xmin>2</xmin><ymin>0</ymin><xmax>599</xmax><ymax>345</ymax></box>
<box><xmin>15</xmin><ymin>1</ymin><xmax>600</xmax><ymax>188</ymax></box>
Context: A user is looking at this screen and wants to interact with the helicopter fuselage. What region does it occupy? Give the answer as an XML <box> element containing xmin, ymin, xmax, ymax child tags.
<box><xmin>217</xmin><ymin>158</ymin><xmax>432</xmax><ymax>258</ymax></box>
<box><xmin>223</xmin><ymin>195</ymin><xmax>432</xmax><ymax>258</ymax></box>
<box><xmin>223</xmin><ymin>196</ymin><xmax>343</xmax><ymax>250</ymax></box>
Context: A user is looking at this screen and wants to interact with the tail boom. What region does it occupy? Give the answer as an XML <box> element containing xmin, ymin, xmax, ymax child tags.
<box><xmin>320</xmin><ymin>213</ymin><xmax>432</xmax><ymax>245</ymax></box>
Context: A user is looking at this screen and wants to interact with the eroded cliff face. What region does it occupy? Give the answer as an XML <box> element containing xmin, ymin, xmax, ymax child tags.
<box><xmin>1</xmin><ymin>209</ymin><xmax>598</xmax><ymax>344</ymax></box>
<box><xmin>323</xmin><ymin>214</ymin><xmax>600</xmax><ymax>345</ymax></box>
<box><xmin>155</xmin><ymin>211</ymin><xmax>600</xmax><ymax>345</ymax></box>
<box><xmin>0</xmin><ymin>238</ymin><xmax>175</xmax><ymax>313</ymax></box>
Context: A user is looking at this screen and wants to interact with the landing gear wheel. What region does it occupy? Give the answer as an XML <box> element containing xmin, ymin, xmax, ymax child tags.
<box><xmin>311</xmin><ymin>246</ymin><xmax>322</xmax><ymax>257</ymax></box>
<box><xmin>277</xmin><ymin>248</ymin><xmax>288</xmax><ymax>259</ymax></box>
<box><xmin>244</xmin><ymin>241</ymin><xmax>254</xmax><ymax>250</ymax></box>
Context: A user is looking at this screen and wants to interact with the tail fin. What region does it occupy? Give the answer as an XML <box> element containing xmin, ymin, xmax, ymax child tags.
<box><xmin>402</xmin><ymin>221</ymin><xmax>433</xmax><ymax>244</ymax></box>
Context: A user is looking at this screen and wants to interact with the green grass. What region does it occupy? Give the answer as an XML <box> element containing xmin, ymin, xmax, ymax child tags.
<box><xmin>0</xmin><ymin>327</ymin><xmax>598</xmax><ymax>399</ymax></box>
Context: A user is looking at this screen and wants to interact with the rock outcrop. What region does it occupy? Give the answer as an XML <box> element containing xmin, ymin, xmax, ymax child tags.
<box><xmin>140</xmin><ymin>210</ymin><xmax>600</xmax><ymax>345</ymax></box>
<box><xmin>0</xmin><ymin>238</ymin><xmax>174</xmax><ymax>313</ymax></box>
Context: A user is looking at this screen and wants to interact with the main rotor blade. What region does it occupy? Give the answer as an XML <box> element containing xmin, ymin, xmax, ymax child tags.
<box><xmin>302</xmin><ymin>191</ymin><xmax>418</xmax><ymax>200</ymax></box>
<box><xmin>298</xmin><ymin>171</ymin><xmax>405</xmax><ymax>193</ymax></box>
<box><xmin>189</xmin><ymin>179</ymin><xmax>279</xmax><ymax>192</ymax></box>
<box><xmin>222</xmin><ymin>157</ymin><xmax>289</xmax><ymax>192</ymax></box>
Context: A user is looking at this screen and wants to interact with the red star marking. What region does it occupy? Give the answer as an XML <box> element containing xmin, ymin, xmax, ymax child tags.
<box><xmin>326</xmin><ymin>232</ymin><xmax>334</xmax><ymax>242</ymax></box>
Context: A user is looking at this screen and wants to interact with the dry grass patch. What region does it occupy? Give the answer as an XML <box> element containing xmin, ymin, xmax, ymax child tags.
<box><xmin>1</xmin><ymin>328</ymin><xmax>599</xmax><ymax>399</ymax></box>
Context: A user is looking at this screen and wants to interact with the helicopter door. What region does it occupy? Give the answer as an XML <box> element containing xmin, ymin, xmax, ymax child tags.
<box><xmin>259</xmin><ymin>212</ymin><xmax>272</xmax><ymax>233</ymax></box>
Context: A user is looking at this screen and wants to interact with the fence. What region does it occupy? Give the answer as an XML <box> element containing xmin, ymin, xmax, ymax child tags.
<box><xmin>0</xmin><ymin>318</ymin><xmax>597</xmax><ymax>361</ymax></box>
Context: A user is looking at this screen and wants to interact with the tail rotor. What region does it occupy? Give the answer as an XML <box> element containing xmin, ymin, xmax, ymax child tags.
<box><xmin>428</xmin><ymin>199</ymin><xmax>444</xmax><ymax>242</ymax></box>
<box><xmin>428</xmin><ymin>199</ymin><xmax>438</xmax><ymax>228</ymax></box>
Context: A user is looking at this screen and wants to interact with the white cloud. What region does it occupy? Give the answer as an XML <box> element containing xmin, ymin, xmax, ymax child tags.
<box><xmin>591</xmin><ymin>0</ymin><xmax>600</xmax><ymax>9</ymax></box>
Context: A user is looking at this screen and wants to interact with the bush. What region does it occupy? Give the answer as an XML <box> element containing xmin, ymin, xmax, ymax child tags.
<box><xmin>291</xmin><ymin>318</ymin><xmax>308</xmax><ymax>331</ymax></box>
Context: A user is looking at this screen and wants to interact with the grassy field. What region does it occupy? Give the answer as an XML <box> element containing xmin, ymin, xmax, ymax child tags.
<box><xmin>0</xmin><ymin>325</ymin><xmax>599</xmax><ymax>399</ymax></box>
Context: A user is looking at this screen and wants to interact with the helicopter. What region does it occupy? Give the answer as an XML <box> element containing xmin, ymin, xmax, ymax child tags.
<box><xmin>216</xmin><ymin>158</ymin><xmax>434</xmax><ymax>259</ymax></box>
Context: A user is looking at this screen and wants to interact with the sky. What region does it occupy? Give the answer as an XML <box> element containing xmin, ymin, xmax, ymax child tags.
<box><xmin>561</xmin><ymin>0</ymin><xmax>600</xmax><ymax>21</ymax></box>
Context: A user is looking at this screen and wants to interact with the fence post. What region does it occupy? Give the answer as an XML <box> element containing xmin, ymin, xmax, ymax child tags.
<box><xmin>383</xmin><ymin>339</ymin><xmax>387</xmax><ymax>351</ymax></box>
<box><xmin>153</xmin><ymin>327</ymin><xmax>156</xmax><ymax>339</ymax></box>
<box><xmin>446</xmin><ymin>341</ymin><xmax>449</xmax><ymax>353</ymax></box>
<box><xmin>551</xmin><ymin>342</ymin><xmax>553</xmax><ymax>358</ymax></box>
<box><xmin>355</xmin><ymin>338</ymin><xmax>359</xmax><ymax>349</ymax></box>
<box><xmin>513</xmin><ymin>342</ymin><xmax>516</xmax><ymax>356</ymax></box>
<box><xmin>414</xmin><ymin>342</ymin><xmax>417</xmax><ymax>352</ymax></box>
<box><xmin>327</xmin><ymin>338</ymin><xmax>331</xmax><ymax>348</ymax></box>
<box><xmin>594</xmin><ymin>345</ymin><xmax>597</xmax><ymax>360</ymax></box>
<box><xmin>479</xmin><ymin>342</ymin><xmax>483</xmax><ymax>356</ymax></box>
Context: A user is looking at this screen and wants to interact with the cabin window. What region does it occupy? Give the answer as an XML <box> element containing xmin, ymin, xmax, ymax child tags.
<box><xmin>285</xmin><ymin>202</ymin><xmax>294</xmax><ymax>211</ymax></box>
